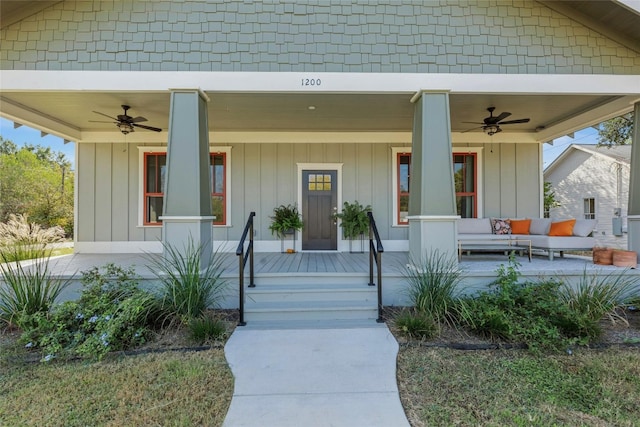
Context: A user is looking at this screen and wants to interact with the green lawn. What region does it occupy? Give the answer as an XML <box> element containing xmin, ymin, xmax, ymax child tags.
<box><xmin>397</xmin><ymin>347</ymin><xmax>640</xmax><ymax>427</ymax></box>
<box><xmin>1</xmin><ymin>349</ymin><xmax>233</xmax><ymax>427</ymax></box>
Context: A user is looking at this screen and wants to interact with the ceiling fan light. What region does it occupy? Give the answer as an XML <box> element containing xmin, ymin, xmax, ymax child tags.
<box><xmin>484</xmin><ymin>125</ymin><xmax>499</xmax><ymax>136</ymax></box>
<box><xmin>118</xmin><ymin>122</ymin><xmax>134</xmax><ymax>134</ymax></box>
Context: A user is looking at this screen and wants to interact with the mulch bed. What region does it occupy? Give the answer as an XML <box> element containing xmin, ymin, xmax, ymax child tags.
<box><xmin>383</xmin><ymin>305</ymin><xmax>640</xmax><ymax>350</ymax></box>
<box><xmin>3</xmin><ymin>307</ymin><xmax>640</xmax><ymax>360</ymax></box>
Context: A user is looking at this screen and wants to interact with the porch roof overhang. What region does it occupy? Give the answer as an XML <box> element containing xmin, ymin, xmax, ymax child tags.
<box><xmin>0</xmin><ymin>71</ymin><xmax>639</xmax><ymax>145</ymax></box>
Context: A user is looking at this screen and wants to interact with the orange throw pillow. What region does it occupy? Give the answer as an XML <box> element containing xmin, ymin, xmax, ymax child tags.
<box><xmin>548</xmin><ymin>219</ymin><xmax>576</xmax><ymax>236</ymax></box>
<box><xmin>510</xmin><ymin>219</ymin><xmax>531</xmax><ymax>235</ymax></box>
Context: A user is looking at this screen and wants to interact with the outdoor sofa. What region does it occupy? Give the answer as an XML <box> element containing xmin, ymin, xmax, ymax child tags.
<box><xmin>457</xmin><ymin>217</ymin><xmax>596</xmax><ymax>261</ymax></box>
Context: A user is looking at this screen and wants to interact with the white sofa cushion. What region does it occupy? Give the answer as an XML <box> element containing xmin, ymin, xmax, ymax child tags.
<box><xmin>573</xmin><ymin>219</ymin><xmax>597</xmax><ymax>237</ymax></box>
<box><xmin>459</xmin><ymin>234</ymin><xmax>512</xmax><ymax>241</ymax></box>
<box><xmin>527</xmin><ymin>235</ymin><xmax>594</xmax><ymax>249</ymax></box>
<box><xmin>458</xmin><ymin>218</ymin><xmax>492</xmax><ymax>234</ymax></box>
<box><xmin>529</xmin><ymin>218</ymin><xmax>551</xmax><ymax>235</ymax></box>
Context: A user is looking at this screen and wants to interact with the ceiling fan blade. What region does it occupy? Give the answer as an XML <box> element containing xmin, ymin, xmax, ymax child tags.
<box><xmin>88</xmin><ymin>120</ymin><xmax>115</xmax><ymax>123</ymax></box>
<box><xmin>499</xmin><ymin>118</ymin><xmax>530</xmax><ymax>125</ymax></box>
<box><xmin>133</xmin><ymin>123</ymin><xmax>162</xmax><ymax>132</ymax></box>
<box><xmin>129</xmin><ymin>116</ymin><xmax>148</xmax><ymax>123</ymax></box>
<box><xmin>462</xmin><ymin>121</ymin><xmax>485</xmax><ymax>125</ymax></box>
<box><xmin>462</xmin><ymin>126</ymin><xmax>484</xmax><ymax>133</ymax></box>
<box><xmin>93</xmin><ymin>111</ymin><xmax>117</xmax><ymax>120</ymax></box>
<box><xmin>494</xmin><ymin>112</ymin><xmax>511</xmax><ymax>122</ymax></box>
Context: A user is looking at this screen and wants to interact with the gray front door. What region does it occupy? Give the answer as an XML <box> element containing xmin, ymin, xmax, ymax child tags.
<box><xmin>302</xmin><ymin>170</ymin><xmax>337</xmax><ymax>250</ymax></box>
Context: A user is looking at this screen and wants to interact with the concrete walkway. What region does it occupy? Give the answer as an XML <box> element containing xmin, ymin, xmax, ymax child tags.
<box><xmin>222</xmin><ymin>323</ymin><xmax>410</xmax><ymax>427</ymax></box>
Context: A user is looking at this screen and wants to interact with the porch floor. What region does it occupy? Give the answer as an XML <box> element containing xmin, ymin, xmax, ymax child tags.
<box><xmin>42</xmin><ymin>250</ymin><xmax>634</xmax><ymax>278</ymax></box>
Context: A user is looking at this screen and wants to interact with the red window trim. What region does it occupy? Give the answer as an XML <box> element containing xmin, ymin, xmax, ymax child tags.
<box><xmin>453</xmin><ymin>153</ymin><xmax>478</xmax><ymax>218</ymax></box>
<box><xmin>396</xmin><ymin>152</ymin><xmax>478</xmax><ymax>223</ymax></box>
<box><xmin>143</xmin><ymin>152</ymin><xmax>165</xmax><ymax>226</ymax></box>
<box><xmin>143</xmin><ymin>152</ymin><xmax>227</xmax><ymax>226</ymax></box>
<box><xmin>397</xmin><ymin>152</ymin><xmax>411</xmax><ymax>225</ymax></box>
<box><xmin>211</xmin><ymin>153</ymin><xmax>226</xmax><ymax>226</ymax></box>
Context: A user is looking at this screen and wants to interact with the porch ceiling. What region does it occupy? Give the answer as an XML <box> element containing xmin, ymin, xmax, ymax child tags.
<box><xmin>0</xmin><ymin>91</ymin><xmax>622</xmax><ymax>139</ymax></box>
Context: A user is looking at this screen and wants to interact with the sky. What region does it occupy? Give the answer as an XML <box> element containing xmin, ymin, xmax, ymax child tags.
<box><xmin>0</xmin><ymin>116</ymin><xmax>599</xmax><ymax>171</ymax></box>
<box><xmin>0</xmin><ymin>117</ymin><xmax>76</xmax><ymax>168</ymax></box>
<box><xmin>542</xmin><ymin>127</ymin><xmax>599</xmax><ymax>169</ymax></box>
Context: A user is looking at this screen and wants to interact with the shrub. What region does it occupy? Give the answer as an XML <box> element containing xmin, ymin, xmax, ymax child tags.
<box><xmin>559</xmin><ymin>268</ymin><xmax>640</xmax><ymax>327</ymax></box>
<box><xmin>188</xmin><ymin>314</ymin><xmax>228</xmax><ymax>344</ymax></box>
<box><xmin>403</xmin><ymin>250</ymin><xmax>464</xmax><ymax>326</ymax></box>
<box><xmin>458</xmin><ymin>254</ymin><xmax>593</xmax><ymax>351</ymax></box>
<box><xmin>146</xmin><ymin>239</ymin><xmax>227</xmax><ymax>323</ymax></box>
<box><xmin>393</xmin><ymin>308</ymin><xmax>437</xmax><ymax>340</ymax></box>
<box><xmin>0</xmin><ymin>254</ymin><xmax>71</xmax><ymax>327</ymax></box>
<box><xmin>18</xmin><ymin>264</ymin><xmax>161</xmax><ymax>361</ymax></box>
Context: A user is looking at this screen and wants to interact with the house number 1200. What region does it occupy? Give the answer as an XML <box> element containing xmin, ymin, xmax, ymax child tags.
<box><xmin>301</xmin><ymin>78</ymin><xmax>321</xmax><ymax>86</ymax></box>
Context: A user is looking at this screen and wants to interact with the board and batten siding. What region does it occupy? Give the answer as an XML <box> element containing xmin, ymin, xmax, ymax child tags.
<box><xmin>2</xmin><ymin>0</ymin><xmax>639</xmax><ymax>74</ymax></box>
<box><xmin>76</xmin><ymin>140</ymin><xmax>542</xmax><ymax>250</ymax></box>
<box><xmin>478</xmin><ymin>142</ymin><xmax>541</xmax><ymax>218</ymax></box>
<box><xmin>546</xmin><ymin>150</ymin><xmax>630</xmax><ymax>248</ymax></box>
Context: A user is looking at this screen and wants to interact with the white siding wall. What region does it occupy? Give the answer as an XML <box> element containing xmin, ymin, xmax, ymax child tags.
<box><xmin>545</xmin><ymin>150</ymin><xmax>629</xmax><ymax>248</ymax></box>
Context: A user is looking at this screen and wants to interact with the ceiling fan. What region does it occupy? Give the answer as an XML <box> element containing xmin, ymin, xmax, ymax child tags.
<box><xmin>91</xmin><ymin>105</ymin><xmax>162</xmax><ymax>134</ymax></box>
<box><xmin>464</xmin><ymin>107</ymin><xmax>530</xmax><ymax>136</ymax></box>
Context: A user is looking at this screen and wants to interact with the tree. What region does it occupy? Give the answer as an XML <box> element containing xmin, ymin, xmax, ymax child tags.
<box><xmin>597</xmin><ymin>112</ymin><xmax>633</xmax><ymax>147</ymax></box>
<box><xmin>0</xmin><ymin>137</ymin><xmax>18</xmax><ymax>155</ymax></box>
<box><xmin>543</xmin><ymin>181</ymin><xmax>560</xmax><ymax>218</ymax></box>
<box><xmin>0</xmin><ymin>139</ymin><xmax>74</xmax><ymax>236</ymax></box>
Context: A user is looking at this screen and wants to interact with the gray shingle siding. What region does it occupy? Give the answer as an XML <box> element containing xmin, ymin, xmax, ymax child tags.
<box><xmin>2</xmin><ymin>0</ymin><xmax>639</xmax><ymax>73</ymax></box>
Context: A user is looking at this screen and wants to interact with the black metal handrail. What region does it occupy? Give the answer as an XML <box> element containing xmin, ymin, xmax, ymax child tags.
<box><xmin>367</xmin><ymin>211</ymin><xmax>384</xmax><ymax>323</ymax></box>
<box><xmin>236</xmin><ymin>211</ymin><xmax>255</xmax><ymax>326</ymax></box>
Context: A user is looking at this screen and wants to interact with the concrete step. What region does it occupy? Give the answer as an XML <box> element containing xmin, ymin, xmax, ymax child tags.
<box><xmin>244</xmin><ymin>300</ymin><xmax>379</xmax><ymax>322</ymax></box>
<box><xmin>245</xmin><ymin>283</ymin><xmax>377</xmax><ymax>303</ymax></box>
<box><xmin>250</xmin><ymin>273</ymin><xmax>372</xmax><ymax>287</ymax></box>
<box><xmin>238</xmin><ymin>319</ymin><xmax>386</xmax><ymax>330</ymax></box>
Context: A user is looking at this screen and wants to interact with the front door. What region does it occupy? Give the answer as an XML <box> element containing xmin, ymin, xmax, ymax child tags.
<box><xmin>302</xmin><ymin>170</ymin><xmax>337</xmax><ymax>250</ymax></box>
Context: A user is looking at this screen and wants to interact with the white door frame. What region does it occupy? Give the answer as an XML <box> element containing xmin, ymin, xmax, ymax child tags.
<box><xmin>297</xmin><ymin>163</ymin><xmax>343</xmax><ymax>252</ymax></box>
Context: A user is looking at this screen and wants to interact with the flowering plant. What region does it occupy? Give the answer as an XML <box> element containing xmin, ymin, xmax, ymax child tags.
<box><xmin>19</xmin><ymin>264</ymin><xmax>160</xmax><ymax>361</ymax></box>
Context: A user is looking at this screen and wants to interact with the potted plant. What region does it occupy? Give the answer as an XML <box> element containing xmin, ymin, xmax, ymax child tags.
<box><xmin>269</xmin><ymin>204</ymin><xmax>304</xmax><ymax>239</ymax></box>
<box><xmin>334</xmin><ymin>201</ymin><xmax>371</xmax><ymax>252</ymax></box>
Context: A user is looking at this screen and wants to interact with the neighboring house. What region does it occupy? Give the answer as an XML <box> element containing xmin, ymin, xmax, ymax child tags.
<box><xmin>545</xmin><ymin>144</ymin><xmax>631</xmax><ymax>249</ymax></box>
<box><xmin>1</xmin><ymin>1</ymin><xmax>640</xmax><ymax>264</ymax></box>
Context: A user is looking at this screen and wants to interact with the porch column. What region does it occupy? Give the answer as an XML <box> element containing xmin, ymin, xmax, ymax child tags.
<box><xmin>407</xmin><ymin>91</ymin><xmax>458</xmax><ymax>262</ymax></box>
<box><xmin>627</xmin><ymin>101</ymin><xmax>640</xmax><ymax>257</ymax></box>
<box><xmin>161</xmin><ymin>89</ymin><xmax>214</xmax><ymax>268</ymax></box>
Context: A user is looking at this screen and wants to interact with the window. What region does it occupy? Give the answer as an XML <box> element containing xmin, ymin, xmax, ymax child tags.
<box><xmin>584</xmin><ymin>198</ymin><xmax>596</xmax><ymax>219</ymax></box>
<box><xmin>453</xmin><ymin>153</ymin><xmax>477</xmax><ymax>219</ymax></box>
<box><xmin>210</xmin><ymin>153</ymin><xmax>226</xmax><ymax>225</ymax></box>
<box><xmin>397</xmin><ymin>153</ymin><xmax>411</xmax><ymax>224</ymax></box>
<box><xmin>142</xmin><ymin>149</ymin><xmax>229</xmax><ymax>226</ymax></box>
<box><xmin>393</xmin><ymin>149</ymin><xmax>479</xmax><ymax>225</ymax></box>
<box><xmin>144</xmin><ymin>153</ymin><xmax>166</xmax><ymax>225</ymax></box>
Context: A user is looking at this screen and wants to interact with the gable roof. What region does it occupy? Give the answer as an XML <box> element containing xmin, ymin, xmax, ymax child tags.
<box><xmin>539</xmin><ymin>0</ymin><xmax>640</xmax><ymax>53</ymax></box>
<box><xmin>544</xmin><ymin>143</ymin><xmax>631</xmax><ymax>175</ymax></box>
<box><xmin>0</xmin><ymin>1</ymin><xmax>60</xmax><ymax>30</ymax></box>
